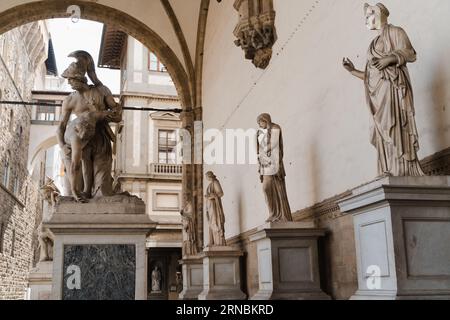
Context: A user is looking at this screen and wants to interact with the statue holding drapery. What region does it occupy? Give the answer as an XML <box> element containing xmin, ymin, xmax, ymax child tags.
<box><xmin>257</xmin><ymin>113</ymin><xmax>293</xmax><ymax>223</ymax></box>
<box><xmin>205</xmin><ymin>172</ymin><xmax>226</xmax><ymax>247</ymax></box>
<box><xmin>343</xmin><ymin>3</ymin><xmax>425</xmax><ymax>177</ymax></box>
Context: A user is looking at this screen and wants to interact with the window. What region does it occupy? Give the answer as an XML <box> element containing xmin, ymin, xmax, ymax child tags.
<box><xmin>36</xmin><ymin>103</ymin><xmax>56</xmax><ymax>121</ymax></box>
<box><xmin>2</xmin><ymin>152</ymin><xmax>10</xmax><ymax>188</ymax></box>
<box><xmin>152</xmin><ymin>190</ymin><xmax>181</xmax><ymax>211</ymax></box>
<box><xmin>13</xmin><ymin>177</ymin><xmax>19</xmax><ymax>195</ymax></box>
<box><xmin>158</xmin><ymin>130</ymin><xmax>177</xmax><ymax>164</ymax></box>
<box><xmin>149</xmin><ymin>52</ymin><xmax>167</xmax><ymax>72</ymax></box>
<box><xmin>0</xmin><ymin>221</ymin><xmax>4</xmax><ymax>254</ymax></box>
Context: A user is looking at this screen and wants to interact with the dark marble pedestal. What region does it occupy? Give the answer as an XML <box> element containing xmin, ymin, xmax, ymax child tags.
<box><xmin>46</xmin><ymin>195</ymin><xmax>156</xmax><ymax>300</ymax></box>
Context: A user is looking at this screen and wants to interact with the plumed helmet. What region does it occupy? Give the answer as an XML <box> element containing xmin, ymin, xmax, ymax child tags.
<box><xmin>61</xmin><ymin>50</ymin><xmax>103</xmax><ymax>86</ymax></box>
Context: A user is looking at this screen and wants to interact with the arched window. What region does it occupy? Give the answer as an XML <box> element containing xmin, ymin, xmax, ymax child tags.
<box><xmin>0</xmin><ymin>221</ymin><xmax>4</xmax><ymax>254</ymax></box>
<box><xmin>13</xmin><ymin>176</ymin><xmax>20</xmax><ymax>195</ymax></box>
<box><xmin>2</xmin><ymin>151</ymin><xmax>10</xmax><ymax>188</ymax></box>
<box><xmin>148</xmin><ymin>52</ymin><xmax>167</xmax><ymax>72</ymax></box>
<box><xmin>11</xmin><ymin>228</ymin><xmax>16</xmax><ymax>257</ymax></box>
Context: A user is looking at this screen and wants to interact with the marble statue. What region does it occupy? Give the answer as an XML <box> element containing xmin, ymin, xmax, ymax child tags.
<box><xmin>57</xmin><ymin>50</ymin><xmax>122</xmax><ymax>203</ymax></box>
<box><xmin>205</xmin><ymin>171</ymin><xmax>226</xmax><ymax>247</ymax></box>
<box><xmin>343</xmin><ymin>3</ymin><xmax>425</xmax><ymax>177</ymax></box>
<box><xmin>180</xmin><ymin>196</ymin><xmax>197</xmax><ymax>256</ymax></box>
<box><xmin>40</xmin><ymin>177</ymin><xmax>60</xmax><ymax>207</ymax></box>
<box><xmin>257</xmin><ymin>113</ymin><xmax>293</xmax><ymax>223</ymax></box>
<box><xmin>151</xmin><ymin>266</ymin><xmax>162</xmax><ymax>292</ymax></box>
<box><xmin>37</xmin><ymin>222</ymin><xmax>54</xmax><ymax>262</ymax></box>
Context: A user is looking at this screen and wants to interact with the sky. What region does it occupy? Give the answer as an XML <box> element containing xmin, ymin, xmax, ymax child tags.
<box><xmin>48</xmin><ymin>19</ymin><xmax>121</xmax><ymax>94</ymax></box>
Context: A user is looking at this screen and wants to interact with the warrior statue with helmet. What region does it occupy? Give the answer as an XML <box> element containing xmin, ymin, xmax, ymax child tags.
<box><xmin>57</xmin><ymin>50</ymin><xmax>123</xmax><ymax>203</ymax></box>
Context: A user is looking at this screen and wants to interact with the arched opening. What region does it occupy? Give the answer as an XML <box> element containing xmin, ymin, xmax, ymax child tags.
<box><xmin>0</xmin><ymin>0</ymin><xmax>193</xmax><ymax>110</ymax></box>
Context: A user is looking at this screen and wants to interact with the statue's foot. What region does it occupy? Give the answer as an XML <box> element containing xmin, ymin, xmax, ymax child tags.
<box><xmin>80</xmin><ymin>192</ymin><xmax>92</xmax><ymax>199</ymax></box>
<box><xmin>73</xmin><ymin>194</ymin><xmax>89</xmax><ymax>203</ymax></box>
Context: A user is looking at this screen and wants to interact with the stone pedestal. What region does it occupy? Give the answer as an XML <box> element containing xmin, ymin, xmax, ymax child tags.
<box><xmin>250</xmin><ymin>222</ymin><xmax>330</xmax><ymax>300</ymax></box>
<box><xmin>46</xmin><ymin>195</ymin><xmax>156</xmax><ymax>300</ymax></box>
<box><xmin>179</xmin><ymin>256</ymin><xmax>204</xmax><ymax>300</ymax></box>
<box><xmin>198</xmin><ymin>247</ymin><xmax>246</xmax><ymax>300</ymax></box>
<box><xmin>28</xmin><ymin>261</ymin><xmax>53</xmax><ymax>300</ymax></box>
<box><xmin>338</xmin><ymin>176</ymin><xmax>450</xmax><ymax>300</ymax></box>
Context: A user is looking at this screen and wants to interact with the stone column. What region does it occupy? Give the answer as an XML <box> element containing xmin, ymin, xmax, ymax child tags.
<box><xmin>338</xmin><ymin>176</ymin><xmax>450</xmax><ymax>300</ymax></box>
<box><xmin>46</xmin><ymin>195</ymin><xmax>156</xmax><ymax>300</ymax></box>
<box><xmin>250</xmin><ymin>222</ymin><xmax>330</xmax><ymax>300</ymax></box>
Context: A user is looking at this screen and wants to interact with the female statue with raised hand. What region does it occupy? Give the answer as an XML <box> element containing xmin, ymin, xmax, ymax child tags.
<box><xmin>257</xmin><ymin>113</ymin><xmax>293</xmax><ymax>223</ymax></box>
<box><xmin>205</xmin><ymin>171</ymin><xmax>226</xmax><ymax>247</ymax></box>
<box><xmin>343</xmin><ymin>3</ymin><xmax>425</xmax><ymax>177</ymax></box>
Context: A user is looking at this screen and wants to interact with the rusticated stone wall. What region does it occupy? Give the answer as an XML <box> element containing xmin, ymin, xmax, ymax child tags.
<box><xmin>0</xmin><ymin>26</ymin><xmax>43</xmax><ymax>300</ymax></box>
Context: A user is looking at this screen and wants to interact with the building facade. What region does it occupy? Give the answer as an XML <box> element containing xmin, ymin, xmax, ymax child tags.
<box><xmin>99</xmin><ymin>28</ymin><xmax>183</xmax><ymax>300</ymax></box>
<box><xmin>0</xmin><ymin>21</ymin><xmax>52</xmax><ymax>300</ymax></box>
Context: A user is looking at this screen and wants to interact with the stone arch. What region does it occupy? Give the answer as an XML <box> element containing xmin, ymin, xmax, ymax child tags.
<box><xmin>0</xmin><ymin>0</ymin><xmax>193</xmax><ymax>111</ymax></box>
<box><xmin>28</xmin><ymin>136</ymin><xmax>58</xmax><ymax>175</ymax></box>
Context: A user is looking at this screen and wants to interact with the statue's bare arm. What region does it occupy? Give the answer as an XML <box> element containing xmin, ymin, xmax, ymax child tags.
<box><xmin>104</xmin><ymin>94</ymin><xmax>123</xmax><ymax>123</ymax></box>
<box><xmin>343</xmin><ymin>58</ymin><xmax>365</xmax><ymax>81</ymax></box>
<box><xmin>57</xmin><ymin>98</ymin><xmax>73</xmax><ymax>156</ymax></box>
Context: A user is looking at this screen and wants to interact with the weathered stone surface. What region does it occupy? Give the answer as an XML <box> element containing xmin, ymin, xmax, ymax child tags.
<box><xmin>55</xmin><ymin>194</ymin><xmax>146</xmax><ymax>215</ymax></box>
<box><xmin>250</xmin><ymin>223</ymin><xmax>330</xmax><ymax>300</ymax></box>
<box><xmin>198</xmin><ymin>247</ymin><xmax>246</xmax><ymax>300</ymax></box>
<box><xmin>339</xmin><ymin>176</ymin><xmax>450</xmax><ymax>300</ymax></box>
<box><xmin>28</xmin><ymin>261</ymin><xmax>52</xmax><ymax>300</ymax></box>
<box><xmin>62</xmin><ymin>245</ymin><xmax>136</xmax><ymax>300</ymax></box>
<box><xmin>0</xmin><ymin>24</ymin><xmax>45</xmax><ymax>300</ymax></box>
<box><xmin>179</xmin><ymin>256</ymin><xmax>203</xmax><ymax>300</ymax></box>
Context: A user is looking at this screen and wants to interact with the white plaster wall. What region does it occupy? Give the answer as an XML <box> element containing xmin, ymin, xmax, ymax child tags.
<box><xmin>202</xmin><ymin>0</ymin><xmax>450</xmax><ymax>237</ymax></box>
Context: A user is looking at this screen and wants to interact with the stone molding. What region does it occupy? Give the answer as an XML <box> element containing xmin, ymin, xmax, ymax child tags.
<box><xmin>292</xmin><ymin>146</ymin><xmax>450</xmax><ymax>222</ymax></box>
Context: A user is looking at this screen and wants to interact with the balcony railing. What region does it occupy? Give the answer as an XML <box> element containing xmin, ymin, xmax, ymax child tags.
<box><xmin>149</xmin><ymin>163</ymin><xmax>182</xmax><ymax>178</ymax></box>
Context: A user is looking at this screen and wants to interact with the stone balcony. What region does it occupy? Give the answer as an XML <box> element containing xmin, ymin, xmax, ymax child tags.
<box><xmin>148</xmin><ymin>163</ymin><xmax>182</xmax><ymax>180</ymax></box>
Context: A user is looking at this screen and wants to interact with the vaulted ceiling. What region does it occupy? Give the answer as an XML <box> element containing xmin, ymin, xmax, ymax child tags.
<box><xmin>0</xmin><ymin>0</ymin><xmax>214</xmax><ymax>110</ymax></box>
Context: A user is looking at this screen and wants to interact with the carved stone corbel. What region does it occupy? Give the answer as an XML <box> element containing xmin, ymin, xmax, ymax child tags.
<box><xmin>233</xmin><ymin>0</ymin><xmax>277</xmax><ymax>69</ymax></box>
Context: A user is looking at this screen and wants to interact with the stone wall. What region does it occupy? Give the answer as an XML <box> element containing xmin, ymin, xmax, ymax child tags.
<box><xmin>0</xmin><ymin>26</ymin><xmax>44</xmax><ymax>300</ymax></box>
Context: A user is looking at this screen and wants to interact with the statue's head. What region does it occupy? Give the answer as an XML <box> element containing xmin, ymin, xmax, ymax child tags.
<box><xmin>257</xmin><ymin>113</ymin><xmax>272</xmax><ymax>129</ymax></box>
<box><xmin>62</xmin><ymin>62</ymin><xmax>88</xmax><ymax>91</ymax></box>
<box><xmin>364</xmin><ymin>3</ymin><xmax>389</xmax><ymax>30</ymax></box>
<box><xmin>62</xmin><ymin>50</ymin><xmax>102</xmax><ymax>90</ymax></box>
<box><xmin>205</xmin><ymin>171</ymin><xmax>216</xmax><ymax>182</ymax></box>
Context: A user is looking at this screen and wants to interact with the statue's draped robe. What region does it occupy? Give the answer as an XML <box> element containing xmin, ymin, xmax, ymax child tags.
<box><xmin>82</xmin><ymin>85</ymin><xmax>118</xmax><ymax>197</ymax></box>
<box><xmin>206</xmin><ymin>180</ymin><xmax>226</xmax><ymax>246</ymax></box>
<box><xmin>181</xmin><ymin>202</ymin><xmax>197</xmax><ymax>256</ymax></box>
<box><xmin>365</xmin><ymin>24</ymin><xmax>424</xmax><ymax>176</ymax></box>
<box><xmin>257</xmin><ymin>124</ymin><xmax>293</xmax><ymax>223</ymax></box>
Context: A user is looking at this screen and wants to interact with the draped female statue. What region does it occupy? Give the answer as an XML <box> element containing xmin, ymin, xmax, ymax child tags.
<box><xmin>257</xmin><ymin>113</ymin><xmax>293</xmax><ymax>223</ymax></box>
<box><xmin>343</xmin><ymin>3</ymin><xmax>425</xmax><ymax>177</ymax></box>
<box><xmin>205</xmin><ymin>171</ymin><xmax>226</xmax><ymax>247</ymax></box>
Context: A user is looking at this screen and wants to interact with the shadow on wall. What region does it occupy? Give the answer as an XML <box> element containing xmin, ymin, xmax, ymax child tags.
<box><xmin>307</xmin><ymin>139</ymin><xmax>319</xmax><ymax>206</ymax></box>
<box><xmin>430</xmin><ymin>50</ymin><xmax>450</xmax><ymax>151</ymax></box>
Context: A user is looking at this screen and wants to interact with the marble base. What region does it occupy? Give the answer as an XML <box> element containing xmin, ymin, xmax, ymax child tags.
<box><xmin>250</xmin><ymin>222</ymin><xmax>330</xmax><ymax>300</ymax></box>
<box><xmin>338</xmin><ymin>176</ymin><xmax>450</xmax><ymax>300</ymax></box>
<box><xmin>28</xmin><ymin>261</ymin><xmax>53</xmax><ymax>300</ymax></box>
<box><xmin>179</xmin><ymin>256</ymin><xmax>204</xmax><ymax>300</ymax></box>
<box><xmin>198</xmin><ymin>247</ymin><xmax>246</xmax><ymax>300</ymax></box>
<box><xmin>46</xmin><ymin>195</ymin><xmax>156</xmax><ymax>300</ymax></box>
